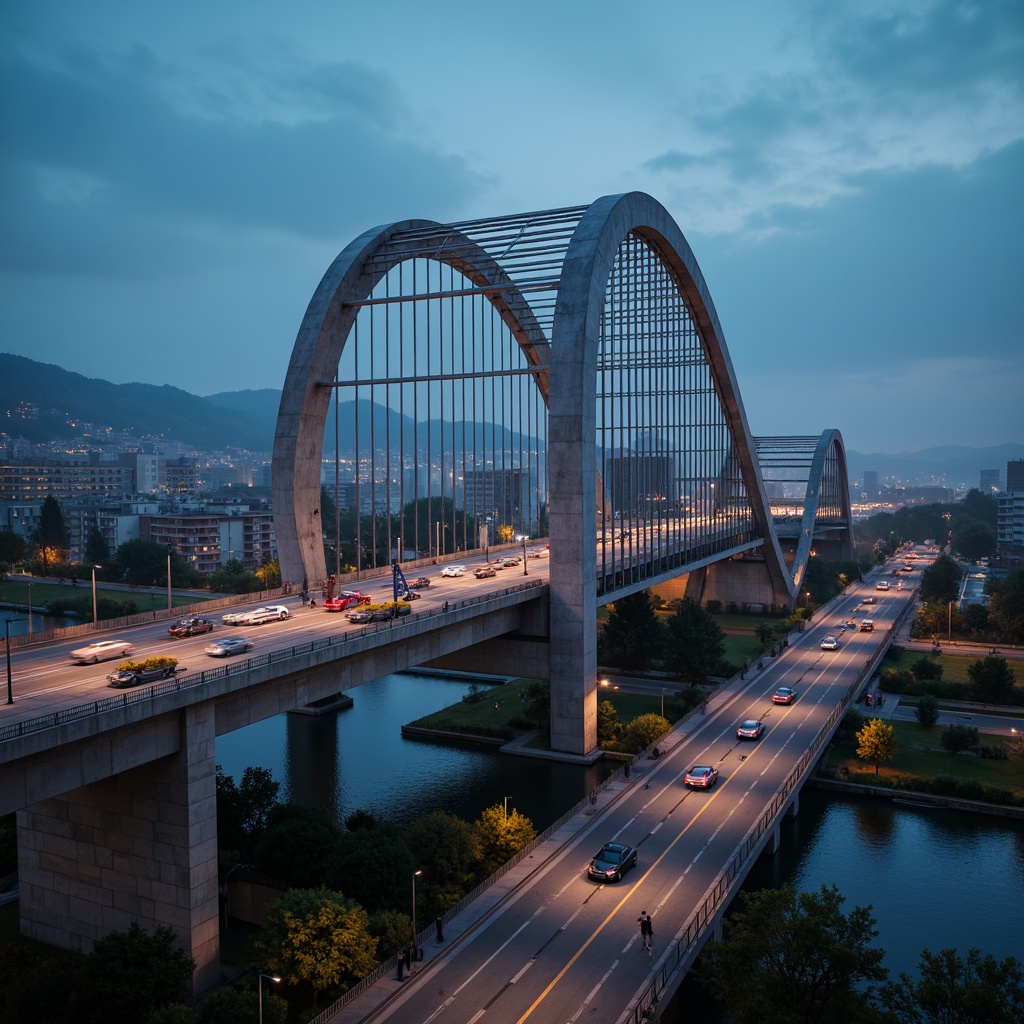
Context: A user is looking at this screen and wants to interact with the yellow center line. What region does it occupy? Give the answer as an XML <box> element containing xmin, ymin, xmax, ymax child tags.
<box><xmin>514</xmin><ymin>756</ymin><xmax>756</xmax><ymax>1024</ymax></box>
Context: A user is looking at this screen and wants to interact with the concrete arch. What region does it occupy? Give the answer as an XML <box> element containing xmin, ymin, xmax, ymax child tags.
<box><xmin>271</xmin><ymin>220</ymin><xmax>551</xmax><ymax>590</ymax></box>
<box><xmin>546</xmin><ymin>192</ymin><xmax>794</xmax><ymax>751</ymax></box>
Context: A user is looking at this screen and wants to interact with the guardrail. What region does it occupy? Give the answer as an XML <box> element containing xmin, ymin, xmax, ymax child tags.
<box><xmin>0</xmin><ymin>579</ymin><xmax>545</xmax><ymax>745</ymax></box>
<box><xmin>619</xmin><ymin>619</ymin><xmax>895</xmax><ymax>1023</ymax></box>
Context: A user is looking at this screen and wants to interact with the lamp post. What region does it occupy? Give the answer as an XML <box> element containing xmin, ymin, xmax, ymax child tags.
<box><xmin>5</xmin><ymin>617</ymin><xmax>22</xmax><ymax>705</ymax></box>
<box><xmin>522</xmin><ymin>535</ymin><xmax>528</xmax><ymax>576</ymax></box>
<box><xmin>411</xmin><ymin>869</ymin><xmax>422</xmax><ymax>974</ymax></box>
<box><xmin>27</xmin><ymin>582</ymin><xmax>33</xmax><ymax>638</ymax></box>
<box><xmin>90</xmin><ymin>565</ymin><xmax>100</xmax><ymax>624</ymax></box>
<box><xmin>167</xmin><ymin>550</ymin><xmax>173</xmax><ymax>612</ymax></box>
<box><xmin>661</xmin><ymin>688</ymin><xmax>665</xmax><ymax>718</ymax></box>
<box><xmin>435</xmin><ymin>521</ymin><xmax>440</xmax><ymax>559</ymax></box>
<box><xmin>504</xmin><ymin>795</ymin><xmax>509</xmax><ymax>820</ymax></box>
<box><xmin>258</xmin><ymin>973</ymin><xmax>281</xmax><ymax>1024</ymax></box>
<box><xmin>948</xmin><ymin>600</ymin><xmax>952</xmax><ymax>643</ymax></box>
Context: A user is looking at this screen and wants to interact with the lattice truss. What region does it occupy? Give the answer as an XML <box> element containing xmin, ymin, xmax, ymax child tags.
<box><xmin>316</xmin><ymin>205</ymin><xmax>760</xmax><ymax>581</ymax></box>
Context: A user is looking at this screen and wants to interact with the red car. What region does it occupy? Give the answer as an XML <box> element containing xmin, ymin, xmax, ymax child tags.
<box><xmin>772</xmin><ymin>686</ymin><xmax>796</xmax><ymax>705</ymax></box>
<box><xmin>324</xmin><ymin>591</ymin><xmax>371</xmax><ymax>612</ymax></box>
<box><xmin>684</xmin><ymin>765</ymin><xmax>720</xmax><ymax>789</ymax></box>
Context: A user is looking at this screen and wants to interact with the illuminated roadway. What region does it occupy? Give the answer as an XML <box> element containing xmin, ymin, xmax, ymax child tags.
<box><xmin>3</xmin><ymin>553</ymin><xmax>922</xmax><ymax>1024</ymax></box>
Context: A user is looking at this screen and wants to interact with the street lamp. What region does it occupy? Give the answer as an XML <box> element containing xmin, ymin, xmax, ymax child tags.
<box><xmin>948</xmin><ymin>600</ymin><xmax>953</xmax><ymax>643</ymax></box>
<box><xmin>660</xmin><ymin>688</ymin><xmax>665</xmax><ymax>718</ymax></box>
<box><xmin>91</xmin><ymin>565</ymin><xmax>101</xmax><ymax>624</ymax></box>
<box><xmin>504</xmin><ymin>795</ymin><xmax>509</xmax><ymax>820</ymax></box>
<box><xmin>522</xmin><ymin>535</ymin><xmax>528</xmax><ymax>576</ymax></box>
<box><xmin>258</xmin><ymin>973</ymin><xmax>281</xmax><ymax>1024</ymax></box>
<box><xmin>26</xmin><ymin>581</ymin><xmax>33</xmax><ymax>638</ymax></box>
<box><xmin>5</xmin><ymin>617</ymin><xmax>22</xmax><ymax>705</ymax></box>
<box><xmin>411</xmin><ymin>870</ymin><xmax>423</xmax><ymax>974</ymax></box>
<box><xmin>167</xmin><ymin>550</ymin><xmax>173</xmax><ymax>612</ymax></box>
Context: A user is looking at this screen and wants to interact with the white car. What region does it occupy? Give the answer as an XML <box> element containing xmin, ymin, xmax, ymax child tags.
<box><xmin>221</xmin><ymin>605</ymin><xmax>290</xmax><ymax>625</ymax></box>
<box><xmin>70</xmin><ymin>638</ymin><xmax>135</xmax><ymax>664</ymax></box>
<box><xmin>440</xmin><ymin>565</ymin><xmax>466</xmax><ymax>578</ymax></box>
<box><xmin>820</xmin><ymin>636</ymin><xmax>839</xmax><ymax>651</ymax></box>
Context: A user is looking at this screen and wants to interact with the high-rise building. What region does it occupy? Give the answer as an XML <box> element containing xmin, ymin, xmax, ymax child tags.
<box><xmin>1007</xmin><ymin>460</ymin><xmax>1024</xmax><ymax>494</ymax></box>
<box><xmin>979</xmin><ymin>469</ymin><xmax>1001</xmax><ymax>493</ymax></box>
<box><xmin>863</xmin><ymin>470</ymin><xmax>878</xmax><ymax>500</ymax></box>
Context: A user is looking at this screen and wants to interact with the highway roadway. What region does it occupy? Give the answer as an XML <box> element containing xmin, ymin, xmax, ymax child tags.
<box><xmin>1</xmin><ymin>557</ymin><xmax>552</xmax><ymax>723</ymax></box>
<box><xmin>344</xmin><ymin>577</ymin><xmax>912</xmax><ymax>1024</ymax></box>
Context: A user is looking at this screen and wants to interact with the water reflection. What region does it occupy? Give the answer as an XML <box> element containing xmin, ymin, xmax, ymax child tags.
<box><xmin>215</xmin><ymin>672</ymin><xmax>614</xmax><ymax>831</ymax></box>
<box><xmin>851</xmin><ymin>799</ymin><xmax>896</xmax><ymax>849</ymax></box>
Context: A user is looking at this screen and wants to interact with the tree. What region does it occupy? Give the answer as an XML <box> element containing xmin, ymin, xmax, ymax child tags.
<box><xmin>987</xmin><ymin>568</ymin><xmax>1024</xmax><ymax>644</ymax></box>
<box><xmin>29</xmin><ymin>495</ymin><xmax>70</xmax><ymax>573</ymax></box>
<box><xmin>856</xmin><ymin>718</ymin><xmax>898</xmax><ymax>775</ymax></box>
<box><xmin>0</xmin><ymin>529</ymin><xmax>27</xmax><ymax>567</ymax></box>
<box><xmin>114</xmin><ymin>539</ymin><xmax>199</xmax><ymax>588</ymax></box>
<box><xmin>910</xmin><ymin>656</ymin><xmax>942</xmax><ymax>682</ymax></box>
<box><xmin>216</xmin><ymin>766</ymin><xmax>280</xmax><ymax>861</ymax></box>
<box><xmin>952</xmin><ymin>519</ymin><xmax>996</xmax><ymax>562</ymax></box>
<box><xmin>474</xmin><ymin>803</ymin><xmax>536</xmax><ymax>876</ymax></box>
<box><xmin>254</xmin><ymin>804</ymin><xmax>341</xmax><ymax>888</ymax></box>
<box><xmin>325</xmin><ymin>820</ymin><xmax>416</xmax><ymax>914</ymax></box>
<box><xmin>598</xmin><ymin>591</ymin><xmax>663</xmax><ymax>671</ymax></box>
<box><xmin>967</xmin><ymin>655</ymin><xmax>1016</xmax><ymax>704</ymax></box>
<box><xmin>255</xmin><ymin>555</ymin><xmax>282</xmax><ymax>589</ymax></box>
<box><xmin>254</xmin><ymin>887</ymin><xmax>378</xmax><ymax>1004</ymax></box>
<box><xmin>77</xmin><ymin>922</ymin><xmax>195</xmax><ymax>1024</ymax></box>
<box><xmin>915</xmin><ymin>695</ymin><xmax>940</xmax><ymax>727</ymax></box>
<box><xmin>144</xmin><ymin>1006</ymin><xmax>199</xmax><ymax>1024</ymax></box>
<box><xmin>405</xmin><ymin>809</ymin><xmax>480</xmax><ymax>902</ymax></box>
<box><xmin>919</xmin><ymin>555</ymin><xmax>961</xmax><ymax>606</ymax></box>
<box><xmin>196</xmin><ymin>988</ymin><xmax>286</xmax><ymax>1024</ymax></box>
<box><xmin>596</xmin><ymin>700</ymin><xmax>621</xmax><ymax>745</ymax></box>
<box><xmin>755</xmin><ymin>621</ymin><xmax>776</xmax><ymax>650</ymax></box>
<box><xmin>696</xmin><ymin>884</ymin><xmax>887</xmax><ymax>1024</ymax></box>
<box><xmin>84</xmin><ymin>526</ymin><xmax>111</xmax><ymax>568</ymax></box>
<box><xmin>620</xmin><ymin>712</ymin><xmax>671</xmax><ymax>754</ymax></box>
<box><xmin>663</xmin><ymin>598</ymin><xmax>726</xmax><ymax>685</ymax></box>
<box><xmin>940</xmin><ymin>724</ymin><xmax>979</xmax><ymax>755</ymax></box>
<box><xmin>879</xmin><ymin>947</ymin><xmax>1024</xmax><ymax>1024</ymax></box>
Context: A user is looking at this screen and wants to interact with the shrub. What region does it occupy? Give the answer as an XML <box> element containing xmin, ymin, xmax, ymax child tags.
<box><xmin>978</xmin><ymin>744</ymin><xmax>1009</xmax><ymax>760</ymax></box>
<box><xmin>915</xmin><ymin>695</ymin><xmax>940</xmax><ymax>727</ymax></box>
<box><xmin>940</xmin><ymin>724</ymin><xmax>979</xmax><ymax>755</ymax></box>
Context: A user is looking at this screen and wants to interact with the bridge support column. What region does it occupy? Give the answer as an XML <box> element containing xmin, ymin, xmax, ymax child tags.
<box><xmin>16</xmin><ymin>705</ymin><xmax>220</xmax><ymax>995</ymax></box>
<box><xmin>786</xmin><ymin>793</ymin><xmax>799</xmax><ymax>818</ymax></box>
<box><xmin>763</xmin><ymin>824</ymin><xmax>781</xmax><ymax>855</ymax></box>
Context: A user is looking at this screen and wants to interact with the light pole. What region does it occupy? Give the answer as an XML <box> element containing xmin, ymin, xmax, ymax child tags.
<box><xmin>91</xmin><ymin>565</ymin><xmax>100</xmax><ymax>624</ymax></box>
<box><xmin>948</xmin><ymin>600</ymin><xmax>952</xmax><ymax>643</ymax></box>
<box><xmin>504</xmin><ymin>795</ymin><xmax>509</xmax><ymax>820</ymax></box>
<box><xmin>435</xmin><ymin>521</ymin><xmax>440</xmax><ymax>560</ymax></box>
<box><xmin>258</xmin><ymin>973</ymin><xmax>281</xmax><ymax>1024</ymax></box>
<box><xmin>660</xmin><ymin>688</ymin><xmax>665</xmax><ymax>718</ymax></box>
<box><xmin>166</xmin><ymin>550</ymin><xmax>173</xmax><ymax>611</ymax></box>
<box><xmin>411</xmin><ymin>869</ymin><xmax>422</xmax><ymax>973</ymax></box>
<box><xmin>5</xmin><ymin>617</ymin><xmax>22</xmax><ymax>705</ymax></box>
<box><xmin>522</xmin><ymin>535</ymin><xmax>528</xmax><ymax>576</ymax></box>
<box><xmin>27</xmin><ymin>581</ymin><xmax>33</xmax><ymax>638</ymax></box>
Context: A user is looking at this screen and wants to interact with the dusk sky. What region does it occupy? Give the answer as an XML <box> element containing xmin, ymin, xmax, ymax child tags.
<box><xmin>1</xmin><ymin>0</ymin><xmax>1021</xmax><ymax>455</ymax></box>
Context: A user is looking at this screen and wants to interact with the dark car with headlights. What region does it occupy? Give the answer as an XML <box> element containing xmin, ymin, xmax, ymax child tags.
<box><xmin>168</xmin><ymin>617</ymin><xmax>214</xmax><ymax>638</ymax></box>
<box><xmin>587</xmin><ymin>842</ymin><xmax>638</xmax><ymax>882</ymax></box>
<box><xmin>736</xmin><ymin>719</ymin><xmax>765</xmax><ymax>740</ymax></box>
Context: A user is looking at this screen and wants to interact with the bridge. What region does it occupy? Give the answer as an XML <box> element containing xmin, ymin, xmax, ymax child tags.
<box><xmin>1</xmin><ymin>192</ymin><xmax>854</xmax><ymax>1000</ymax></box>
<box><xmin>273</xmin><ymin>191</ymin><xmax>852</xmax><ymax>755</ymax></box>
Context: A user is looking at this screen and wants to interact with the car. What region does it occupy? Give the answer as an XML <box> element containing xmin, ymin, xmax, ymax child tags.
<box><xmin>501</xmin><ymin>556</ymin><xmax>521</xmax><ymax>567</ymax></box>
<box><xmin>845</xmin><ymin>620</ymin><xmax>857</xmax><ymax>629</ymax></box>
<box><xmin>167</xmin><ymin>617</ymin><xmax>214</xmax><ymax>638</ymax></box>
<box><xmin>736</xmin><ymin>719</ymin><xmax>765</xmax><ymax>740</ymax></box>
<box><xmin>820</xmin><ymin>636</ymin><xmax>839</xmax><ymax>651</ymax></box>
<box><xmin>587</xmin><ymin>841</ymin><xmax>638</xmax><ymax>882</ymax></box>
<box><xmin>440</xmin><ymin>565</ymin><xmax>466</xmax><ymax>578</ymax></box>
<box><xmin>860</xmin><ymin>619</ymin><xmax>875</xmax><ymax>632</ymax></box>
<box><xmin>222</xmin><ymin>605</ymin><xmax>290</xmax><ymax>625</ymax></box>
<box><xmin>69</xmin><ymin>639</ymin><xmax>135</xmax><ymax>664</ymax></box>
<box><xmin>772</xmin><ymin>686</ymin><xmax>796</xmax><ymax>705</ymax></box>
<box><xmin>107</xmin><ymin>658</ymin><xmax>178</xmax><ymax>688</ymax></box>
<box><xmin>324</xmin><ymin>591</ymin><xmax>370</xmax><ymax>612</ymax></box>
<box><xmin>903</xmin><ymin>565</ymin><xmax>914</xmax><ymax>573</ymax></box>
<box><xmin>528</xmin><ymin>548</ymin><xmax>547</xmax><ymax>558</ymax></box>
<box><xmin>205</xmin><ymin>636</ymin><xmax>253</xmax><ymax>657</ymax></box>
<box><xmin>402</xmin><ymin>589</ymin><xmax>421</xmax><ymax>601</ymax></box>
<box><xmin>474</xmin><ymin>566</ymin><xmax>497</xmax><ymax>578</ymax></box>
<box><xmin>346</xmin><ymin>609</ymin><xmax>372</xmax><ymax>623</ymax></box>
<box><xmin>408</xmin><ymin>577</ymin><xmax>431</xmax><ymax>588</ymax></box>
<box><xmin>876</xmin><ymin>581</ymin><xmax>890</xmax><ymax>591</ymax></box>
<box><xmin>684</xmin><ymin>764</ymin><xmax>720</xmax><ymax>788</ymax></box>
<box><xmin>368</xmin><ymin>608</ymin><xmax>393</xmax><ymax>622</ymax></box>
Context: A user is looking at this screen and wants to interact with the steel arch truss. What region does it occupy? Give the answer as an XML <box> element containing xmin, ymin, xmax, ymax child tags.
<box><xmin>273</xmin><ymin>192</ymin><xmax>845</xmax><ymax>753</ymax></box>
<box><xmin>753</xmin><ymin>432</ymin><xmax>854</xmax><ymax>591</ymax></box>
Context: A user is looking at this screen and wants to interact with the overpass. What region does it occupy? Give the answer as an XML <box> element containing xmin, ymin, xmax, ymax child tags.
<box><xmin>2</xmin><ymin>192</ymin><xmax>855</xmax><ymax>997</ymax></box>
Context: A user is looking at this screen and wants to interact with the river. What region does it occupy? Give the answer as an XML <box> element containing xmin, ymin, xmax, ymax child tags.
<box><xmin>215</xmin><ymin>672</ymin><xmax>1024</xmax><ymax>1018</ymax></box>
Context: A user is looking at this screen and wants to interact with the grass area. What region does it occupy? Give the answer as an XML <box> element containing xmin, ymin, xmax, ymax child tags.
<box><xmin>410</xmin><ymin>679</ymin><xmax>672</xmax><ymax>739</ymax></box>
<box><xmin>0</xmin><ymin>578</ymin><xmax>199</xmax><ymax>616</ymax></box>
<box><xmin>823</xmin><ymin>719</ymin><xmax>1024</xmax><ymax>797</ymax></box>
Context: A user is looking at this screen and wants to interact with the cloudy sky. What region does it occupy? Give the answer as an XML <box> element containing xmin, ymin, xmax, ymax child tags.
<box><xmin>1</xmin><ymin>0</ymin><xmax>1021</xmax><ymax>455</ymax></box>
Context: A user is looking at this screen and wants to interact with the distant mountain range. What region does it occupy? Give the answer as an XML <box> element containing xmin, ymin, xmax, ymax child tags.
<box><xmin>0</xmin><ymin>353</ymin><xmax>1019</xmax><ymax>487</ymax></box>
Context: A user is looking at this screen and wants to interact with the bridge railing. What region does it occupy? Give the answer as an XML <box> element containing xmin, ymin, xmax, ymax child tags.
<box><xmin>0</xmin><ymin>579</ymin><xmax>545</xmax><ymax>745</ymax></box>
<box><xmin>619</xmin><ymin>618</ymin><xmax>897</xmax><ymax>1024</ymax></box>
